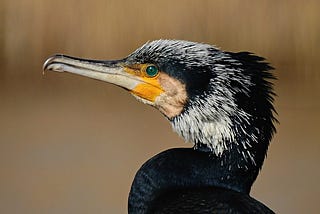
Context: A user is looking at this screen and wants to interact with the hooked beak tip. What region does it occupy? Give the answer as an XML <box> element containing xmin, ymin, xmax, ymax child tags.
<box><xmin>42</xmin><ymin>54</ymin><xmax>64</xmax><ymax>72</ymax></box>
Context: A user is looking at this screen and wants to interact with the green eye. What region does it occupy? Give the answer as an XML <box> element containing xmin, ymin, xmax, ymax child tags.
<box><xmin>145</xmin><ymin>65</ymin><xmax>159</xmax><ymax>77</ymax></box>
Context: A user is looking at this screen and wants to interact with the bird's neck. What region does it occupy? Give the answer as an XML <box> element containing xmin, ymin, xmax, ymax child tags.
<box><xmin>128</xmin><ymin>147</ymin><xmax>261</xmax><ymax>213</ymax></box>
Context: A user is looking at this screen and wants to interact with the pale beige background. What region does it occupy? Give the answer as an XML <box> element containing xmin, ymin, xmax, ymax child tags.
<box><xmin>1</xmin><ymin>0</ymin><xmax>319</xmax><ymax>213</ymax></box>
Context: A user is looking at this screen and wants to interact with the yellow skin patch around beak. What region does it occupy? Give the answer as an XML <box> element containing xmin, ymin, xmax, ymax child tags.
<box><xmin>124</xmin><ymin>64</ymin><xmax>164</xmax><ymax>103</ymax></box>
<box><xmin>124</xmin><ymin>64</ymin><xmax>188</xmax><ymax>118</ymax></box>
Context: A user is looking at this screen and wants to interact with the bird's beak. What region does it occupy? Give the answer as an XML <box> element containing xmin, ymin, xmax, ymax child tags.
<box><xmin>43</xmin><ymin>54</ymin><xmax>142</xmax><ymax>92</ymax></box>
<box><xmin>43</xmin><ymin>54</ymin><xmax>165</xmax><ymax>105</ymax></box>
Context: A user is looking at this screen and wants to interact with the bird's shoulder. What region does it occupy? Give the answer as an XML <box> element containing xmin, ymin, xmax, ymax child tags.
<box><xmin>148</xmin><ymin>186</ymin><xmax>274</xmax><ymax>214</ymax></box>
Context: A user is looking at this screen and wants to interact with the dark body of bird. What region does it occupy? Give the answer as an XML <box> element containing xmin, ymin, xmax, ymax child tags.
<box><xmin>44</xmin><ymin>40</ymin><xmax>276</xmax><ymax>213</ymax></box>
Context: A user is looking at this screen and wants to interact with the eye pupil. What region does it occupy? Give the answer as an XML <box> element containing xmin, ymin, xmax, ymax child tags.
<box><xmin>146</xmin><ymin>65</ymin><xmax>159</xmax><ymax>77</ymax></box>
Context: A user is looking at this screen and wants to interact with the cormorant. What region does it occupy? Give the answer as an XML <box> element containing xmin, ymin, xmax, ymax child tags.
<box><xmin>43</xmin><ymin>40</ymin><xmax>276</xmax><ymax>213</ymax></box>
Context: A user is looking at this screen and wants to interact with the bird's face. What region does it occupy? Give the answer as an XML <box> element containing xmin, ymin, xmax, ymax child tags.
<box><xmin>43</xmin><ymin>40</ymin><xmax>216</xmax><ymax>119</ymax></box>
<box><xmin>43</xmin><ymin>40</ymin><xmax>245</xmax><ymax>154</ymax></box>
<box><xmin>44</xmin><ymin>40</ymin><xmax>275</xmax><ymax>157</ymax></box>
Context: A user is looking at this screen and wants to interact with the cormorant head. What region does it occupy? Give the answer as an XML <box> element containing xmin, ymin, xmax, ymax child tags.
<box><xmin>44</xmin><ymin>40</ymin><xmax>276</xmax><ymax>165</ymax></box>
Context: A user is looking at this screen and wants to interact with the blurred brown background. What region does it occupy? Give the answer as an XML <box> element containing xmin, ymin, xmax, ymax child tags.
<box><xmin>1</xmin><ymin>0</ymin><xmax>319</xmax><ymax>213</ymax></box>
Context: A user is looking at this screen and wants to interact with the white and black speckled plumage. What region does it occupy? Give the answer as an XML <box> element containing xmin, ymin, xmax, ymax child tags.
<box><xmin>127</xmin><ymin>40</ymin><xmax>275</xmax><ymax>162</ymax></box>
